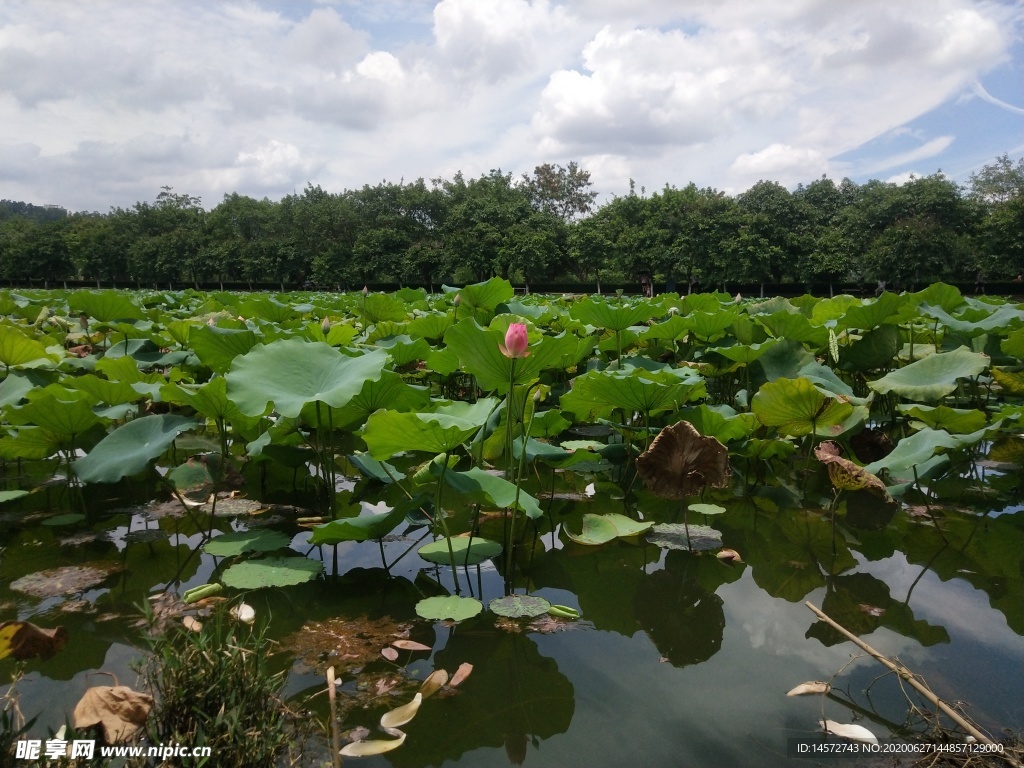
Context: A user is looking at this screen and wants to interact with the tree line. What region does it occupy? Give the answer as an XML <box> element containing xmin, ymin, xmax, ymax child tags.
<box><xmin>1</xmin><ymin>155</ymin><xmax>1021</xmax><ymax>293</ymax></box>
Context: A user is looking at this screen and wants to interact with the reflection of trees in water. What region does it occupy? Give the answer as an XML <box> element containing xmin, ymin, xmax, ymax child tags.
<box><xmin>634</xmin><ymin>551</ymin><xmax>731</xmax><ymax>668</ymax></box>
<box><xmin>387</xmin><ymin>627</ymin><xmax>574</xmax><ymax>767</ymax></box>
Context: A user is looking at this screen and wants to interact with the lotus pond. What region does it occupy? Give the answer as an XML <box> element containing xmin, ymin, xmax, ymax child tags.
<box><xmin>1</xmin><ymin>281</ymin><xmax>1022</xmax><ymax>766</ymax></box>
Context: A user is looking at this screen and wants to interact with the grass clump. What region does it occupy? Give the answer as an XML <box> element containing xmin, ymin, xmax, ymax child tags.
<box><xmin>131</xmin><ymin>609</ymin><xmax>302</xmax><ymax>768</ymax></box>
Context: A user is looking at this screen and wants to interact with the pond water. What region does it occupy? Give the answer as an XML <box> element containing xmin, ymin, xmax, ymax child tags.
<box><xmin>2</xmin><ymin>452</ymin><xmax>1021</xmax><ymax>767</ymax></box>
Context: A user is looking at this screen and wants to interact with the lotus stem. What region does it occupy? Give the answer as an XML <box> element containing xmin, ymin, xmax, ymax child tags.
<box><xmin>433</xmin><ymin>451</ymin><xmax>460</xmax><ymax>594</ymax></box>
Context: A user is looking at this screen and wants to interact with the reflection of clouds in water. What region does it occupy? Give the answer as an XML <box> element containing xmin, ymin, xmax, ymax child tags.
<box><xmin>860</xmin><ymin>552</ymin><xmax>1022</xmax><ymax>658</ymax></box>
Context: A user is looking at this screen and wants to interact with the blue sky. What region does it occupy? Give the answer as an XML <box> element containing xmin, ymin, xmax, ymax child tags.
<box><xmin>1</xmin><ymin>0</ymin><xmax>1021</xmax><ymax>212</ymax></box>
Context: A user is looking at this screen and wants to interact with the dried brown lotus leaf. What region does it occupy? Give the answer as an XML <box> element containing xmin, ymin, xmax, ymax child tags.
<box><xmin>786</xmin><ymin>681</ymin><xmax>831</xmax><ymax>696</ymax></box>
<box><xmin>636</xmin><ymin>421</ymin><xmax>731</xmax><ymax>499</ymax></box>
<box><xmin>379</xmin><ymin>692</ymin><xmax>422</xmax><ymax>729</ymax></box>
<box><xmin>0</xmin><ymin>620</ymin><xmax>68</xmax><ymax>661</ymax></box>
<box><xmin>73</xmin><ymin>685</ymin><xmax>154</xmax><ymax>744</ymax></box>
<box><xmin>419</xmin><ymin>669</ymin><xmax>449</xmax><ymax>699</ymax></box>
<box><xmin>814</xmin><ymin>441</ymin><xmax>892</xmax><ymax>501</ymax></box>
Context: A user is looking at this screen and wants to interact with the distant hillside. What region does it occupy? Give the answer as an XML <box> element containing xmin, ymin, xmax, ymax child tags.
<box><xmin>0</xmin><ymin>199</ymin><xmax>68</xmax><ymax>224</ymax></box>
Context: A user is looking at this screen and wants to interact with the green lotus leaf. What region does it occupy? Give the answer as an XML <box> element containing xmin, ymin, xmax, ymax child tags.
<box><xmin>690</xmin><ymin>503</ymin><xmax>726</xmax><ymax>516</ymax></box>
<box><xmin>238</xmin><ymin>296</ymin><xmax>298</xmax><ymax>323</ymax></box>
<box><xmin>863</xmin><ymin>427</ymin><xmax>960</xmax><ymax>482</ymax></box>
<box><xmin>646</xmin><ymin>523</ymin><xmax>723</xmax><ymax>551</ymax></box>
<box><xmin>489</xmin><ymin>594</ymin><xmax>551</xmax><ymax>618</ymax></box>
<box><xmin>569</xmin><ymin>296</ymin><xmax>659</xmax><ymax>332</ymax></box>
<box><xmin>755</xmin><ymin>311</ymin><xmax>827</xmax><ymax>348</ymax></box>
<box><xmin>418</xmin><ymin>536</ymin><xmax>503</xmax><ymax>566</ymax></box>
<box><xmin>565</xmin><ymin>513</ymin><xmax>618</xmax><ymax>545</ymax></box>
<box><xmin>837</xmin><ymin>292</ymin><xmax>908</xmax><ymax>331</ymax></box>
<box><xmin>868</xmin><ymin>347</ymin><xmax>989</xmax><ymax>402</ymax></box>
<box><xmin>8</xmin><ymin>391</ymin><xmax>100</xmax><ymax>438</ymax></box>
<box><xmin>444</xmin><ymin>319</ymin><xmax>593</xmax><ymax>394</ymax></box>
<box><xmin>226</xmin><ymin>340</ymin><xmax>389</xmax><ymax>418</ymax></box>
<box><xmin>310</xmin><ymin>506</ymin><xmax>408</xmax><ymax>544</ymax></box>
<box><xmin>220</xmin><ymin>556</ymin><xmax>322</xmax><ymax>589</ymax></box>
<box><xmin>750</xmin><ymin>377</ymin><xmax>853</xmax><ymax>437</ymax></box>
<box><xmin>639</xmin><ymin>314</ymin><xmax>689</xmax><ymax>342</ymax></box>
<box><xmin>897</xmin><ymin>404</ymin><xmax>988</xmax><ymax>433</ymax></box>
<box><xmin>362</xmin><ymin>398</ymin><xmax>498</xmax><ymax>459</ymax></box>
<box><xmin>0</xmin><ymin>490</ymin><xmax>29</xmax><ymax>503</ymax></box>
<box><xmin>560</xmin><ymin>369</ymin><xmax>706</xmax><ymax>422</ymax></box>
<box><xmin>161</xmin><ymin>376</ymin><xmax>250</xmax><ymax>424</ymax></box>
<box><xmin>204</xmin><ymin>529</ymin><xmax>291</xmax><ymax>557</ymax></box>
<box><xmin>68</xmin><ymin>290</ymin><xmax>144</xmax><ymax>322</ymax></box>
<box><xmin>672</xmin><ymin>405</ymin><xmax>759</xmax><ymax>444</ymax></box>
<box><xmin>993</xmin><ymin>367</ymin><xmax>1024</xmax><ymax>396</ymax></box>
<box><xmin>66</xmin><ymin>373</ymin><xmax>141</xmax><ymax>406</ymax></box>
<box><xmin>407</xmin><ymin>311</ymin><xmax>455</xmax><ymax>341</ymax></box>
<box><xmin>41</xmin><ymin>513</ymin><xmax>86</xmax><ymax>526</ymax></box>
<box><xmin>445</xmin><ymin>277</ymin><xmax>514</xmax><ymax>315</ymax></box>
<box><xmin>919</xmin><ymin>303</ymin><xmax>1024</xmax><ymax>338</ymax></box>
<box><xmin>415</xmin><ymin>594</ymin><xmax>483</xmax><ymax>621</ymax></box>
<box><xmin>190</xmin><ymin>324</ymin><xmax>259</xmax><ymax>375</ymax></box>
<box><xmin>347</xmin><ymin>452</ymin><xmax>405</xmax><ymax>483</ymax></box>
<box><xmin>839</xmin><ymin>325</ymin><xmax>902</xmax><ymax>372</ymax></box>
<box><xmin>0</xmin><ymin>372</ymin><xmax>37</xmax><ymax>407</ymax></box>
<box><xmin>74</xmin><ymin>414</ymin><xmax>198</xmax><ymax>483</ymax></box>
<box><xmin>438</xmin><ymin>465</ymin><xmax>544</xmax><ymax>520</ymax></box>
<box><xmin>0</xmin><ymin>427</ymin><xmax>61</xmax><ymax>461</ymax></box>
<box><xmin>304</xmin><ymin>370</ymin><xmax>430</xmax><ymax>431</ymax></box>
<box><xmin>0</xmin><ymin>325</ymin><xmax>60</xmax><ymax>370</ymax></box>
<box><xmin>910</xmin><ymin>282</ymin><xmax>964</xmax><ymax>313</ymax></box>
<box><xmin>706</xmin><ymin>339</ymin><xmax>779</xmax><ymax>364</ymax></box>
<box><xmin>166</xmin><ymin>460</ymin><xmax>212</xmax><ymax>493</ymax></box>
<box><xmin>373</xmin><ymin>335</ymin><xmax>431</xmax><ymax>367</ymax></box>
<box><xmin>1001</xmin><ymin>327</ymin><xmax>1024</xmax><ymax>361</ymax></box>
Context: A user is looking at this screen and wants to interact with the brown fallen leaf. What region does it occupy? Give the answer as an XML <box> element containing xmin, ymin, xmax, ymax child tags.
<box><xmin>419</xmin><ymin>669</ymin><xmax>449</xmax><ymax>699</ymax></box>
<box><xmin>73</xmin><ymin>686</ymin><xmax>154</xmax><ymax>744</ymax></box>
<box><xmin>716</xmin><ymin>549</ymin><xmax>742</xmax><ymax>563</ymax></box>
<box><xmin>449</xmin><ymin>662</ymin><xmax>473</xmax><ymax>688</ymax></box>
<box><xmin>182</xmin><ymin>616</ymin><xmax>203</xmax><ymax>633</ymax></box>
<box><xmin>0</xmin><ymin>620</ymin><xmax>68</xmax><ymax>661</ymax></box>
<box><xmin>390</xmin><ymin>639</ymin><xmax>432</xmax><ymax>652</ymax></box>
<box><xmin>786</xmin><ymin>681</ymin><xmax>831</xmax><ymax>696</ymax></box>
<box><xmin>381</xmin><ymin>647</ymin><xmax>399</xmax><ymax>662</ymax></box>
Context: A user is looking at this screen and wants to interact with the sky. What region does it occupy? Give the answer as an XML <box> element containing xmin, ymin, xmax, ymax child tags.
<box><xmin>1</xmin><ymin>0</ymin><xmax>1022</xmax><ymax>213</ymax></box>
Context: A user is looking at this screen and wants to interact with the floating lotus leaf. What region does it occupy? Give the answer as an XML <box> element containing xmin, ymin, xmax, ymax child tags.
<box><xmin>636</xmin><ymin>421</ymin><xmax>731</xmax><ymax>499</ymax></box>
<box><xmin>0</xmin><ymin>620</ymin><xmax>68</xmax><ymax>661</ymax></box>
<box><xmin>74</xmin><ymin>414</ymin><xmax>198</xmax><ymax>483</ymax></box>
<box><xmin>646</xmin><ymin>523</ymin><xmax>723</xmax><ymax>551</ymax></box>
<box><xmin>415</xmin><ymin>595</ymin><xmax>483</xmax><ymax>622</ymax></box>
<box><xmin>814</xmin><ymin>441</ymin><xmax>892</xmax><ymax>501</ymax></box>
<box><xmin>10</xmin><ymin>563</ymin><xmax>123</xmax><ymax>598</ymax></box>
<box><xmin>220</xmin><ymin>557</ymin><xmax>322</xmax><ymax>589</ymax></box>
<box><xmin>690</xmin><ymin>503</ymin><xmax>725</xmax><ymax>516</ymax></box>
<box><xmin>310</xmin><ymin>506</ymin><xmax>408</xmax><ymax>544</ymax></box>
<box><xmin>897</xmin><ymin>404</ymin><xmax>988</xmax><ymax>433</ymax></box>
<box><xmin>0</xmin><ymin>489</ymin><xmax>29</xmax><ymax>503</ymax></box>
<box><xmin>751</xmin><ymin>377</ymin><xmax>853</xmax><ymax>437</ymax></box>
<box><xmin>418</xmin><ymin>537</ymin><xmax>502</xmax><ymax>566</ymax></box>
<box><xmin>226</xmin><ymin>340</ymin><xmax>389</xmax><ymax>418</ymax></box>
<box><xmin>868</xmin><ymin>347</ymin><xmax>989</xmax><ymax>402</ymax></box>
<box><xmin>566</xmin><ymin>513</ymin><xmax>653</xmax><ymax>545</ymax></box>
<box><xmin>203</xmin><ymin>529</ymin><xmax>291</xmax><ymax>557</ymax></box>
<box><xmin>41</xmin><ymin>513</ymin><xmax>86</xmax><ymax>526</ymax></box>
<box><xmin>489</xmin><ymin>595</ymin><xmax>552</xmax><ymax>618</ymax></box>
<box><xmin>73</xmin><ymin>685</ymin><xmax>153</xmax><ymax>744</ymax></box>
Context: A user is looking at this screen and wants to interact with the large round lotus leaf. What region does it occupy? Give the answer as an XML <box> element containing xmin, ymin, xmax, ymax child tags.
<box><xmin>68</xmin><ymin>289</ymin><xmax>144</xmax><ymax>323</ymax></box>
<box><xmin>751</xmin><ymin>377</ymin><xmax>853</xmax><ymax>437</ymax></box>
<box><xmin>361</xmin><ymin>398</ymin><xmax>499</xmax><ymax>459</ymax></box>
<box><xmin>646</xmin><ymin>523</ymin><xmax>723</xmax><ymax>552</ymax></box>
<box><xmin>11</xmin><ymin>563</ymin><xmax>123</xmax><ymax>597</ymax></box>
<box><xmin>569</xmin><ymin>296</ymin><xmax>660</xmax><ymax>332</ymax></box>
<box><xmin>560</xmin><ymin>369</ymin><xmax>706</xmax><ymax>422</ymax></box>
<box><xmin>220</xmin><ymin>557</ymin><xmax>322</xmax><ymax>589</ymax></box>
<box><xmin>203</xmin><ymin>529</ymin><xmax>291</xmax><ymax>557</ymax></box>
<box><xmin>418</xmin><ymin>537</ymin><xmax>502</xmax><ymax>566</ymax></box>
<box><xmin>74</xmin><ymin>415</ymin><xmax>198</xmax><ymax>484</ymax></box>
<box><xmin>867</xmin><ymin>347</ymin><xmax>989</xmax><ymax>402</ymax></box>
<box><xmin>0</xmin><ymin>325</ymin><xmax>60</xmax><ymax>369</ymax></box>
<box><xmin>896</xmin><ymin>404</ymin><xmax>988</xmax><ymax>433</ymax></box>
<box><xmin>309</xmin><ymin>507</ymin><xmax>407</xmax><ymax>544</ymax></box>
<box><xmin>690</xmin><ymin>503</ymin><xmax>726</xmax><ymax>516</ymax></box>
<box><xmin>489</xmin><ymin>595</ymin><xmax>551</xmax><ymax>618</ymax></box>
<box><xmin>415</xmin><ymin>595</ymin><xmax>483</xmax><ymax>622</ymax></box>
<box><xmin>225</xmin><ymin>340</ymin><xmax>389</xmax><ymax>418</ymax></box>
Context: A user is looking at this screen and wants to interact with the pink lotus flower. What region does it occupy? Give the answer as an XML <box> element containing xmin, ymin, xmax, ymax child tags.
<box><xmin>499</xmin><ymin>322</ymin><xmax>530</xmax><ymax>359</ymax></box>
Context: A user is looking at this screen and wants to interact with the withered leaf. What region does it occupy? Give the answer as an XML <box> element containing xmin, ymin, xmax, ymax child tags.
<box><xmin>0</xmin><ymin>620</ymin><xmax>68</xmax><ymax>661</ymax></box>
<box><xmin>636</xmin><ymin>421</ymin><xmax>731</xmax><ymax>499</ymax></box>
<box><xmin>73</xmin><ymin>686</ymin><xmax>153</xmax><ymax>744</ymax></box>
<box><xmin>391</xmin><ymin>639</ymin><xmax>432</xmax><ymax>652</ymax></box>
<box><xmin>787</xmin><ymin>681</ymin><xmax>831</xmax><ymax>696</ymax></box>
<box><xmin>814</xmin><ymin>441</ymin><xmax>892</xmax><ymax>501</ymax></box>
<box><xmin>449</xmin><ymin>662</ymin><xmax>473</xmax><ymax>688</ymax></box>
<box><xmin>381</xmin><ymin>647</ymin><xmax>399</xmax><ymax>662</ymax></box>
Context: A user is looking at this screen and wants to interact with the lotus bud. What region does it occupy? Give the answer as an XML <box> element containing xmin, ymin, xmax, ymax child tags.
<box><xmin>453</xmin><ymin>293</ymin><xmax>461</xmax><ymax>307</ymax></box>
<box><xmin>321</xmin><ymin>316</ymin><xmax>331</xmax><ymax>334</ymax></box>
<box><xmin>667</xmin><ymin>306</ymin><xmax>679</xmax><ymax>316</ymax></box>
<box><xmin>362</xmin><ymin>285</ymin><xmax>369</xmax><ymax>297</ymax></box>
<box><xmin>734</xmin><ymin>292</ymin><xmax>742</xmax><ymax>303</ymax></box>
<box><xmin>499</xmin><ymin>322</ymin><xmax>530</xmax><ymax>359</ymax></box>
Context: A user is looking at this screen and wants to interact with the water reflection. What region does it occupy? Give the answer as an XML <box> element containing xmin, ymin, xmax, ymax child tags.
<box><xmin>389</xmin><ymin>628</ymin><xmax>574</xmax><ymax>767</ymax></box>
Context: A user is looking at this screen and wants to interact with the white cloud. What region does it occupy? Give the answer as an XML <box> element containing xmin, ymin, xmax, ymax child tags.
<box><xmin>0</xmin><ymin>0</ymin><xmax>1019</xmax><ymax>211</ymax></box>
